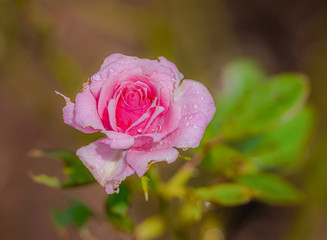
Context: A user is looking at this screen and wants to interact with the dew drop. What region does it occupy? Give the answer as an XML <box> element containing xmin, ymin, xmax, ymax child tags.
<box><xmin>137</xmin><ymin>128</ymin><xmax>143</xmax><ymax>134</ymax></box>
<box><xmin>155</xmin><ymin>124</ymin><xmax>162</xmax><ymax>132</ymax></box>
<box><xmin>92</xmin><ymin>73</ymin><xmax>101</xmax><ymax>81</ymax></box>
<box><xmin>186</xmin><ymin>122</ymin><xmax>190</xmax><ymax>127</ymax></box>
<box><xmin>194</xmin><ymin>104</ymin><xmax>199</xmax><ymax>109</ymax></box>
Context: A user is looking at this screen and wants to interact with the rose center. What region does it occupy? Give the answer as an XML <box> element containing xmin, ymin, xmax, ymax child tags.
<box><xmin>115</xmin><ymin>81</ymin><xmax>155</xmax><ymax>134</ymax></box>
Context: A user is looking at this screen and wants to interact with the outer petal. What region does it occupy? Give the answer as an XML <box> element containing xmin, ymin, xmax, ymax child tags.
<box><xmin>167</xmin><ymin>112</ymin><xmax>207</xmax><ymax>149</ymax></box>
<box><xmin>100</xmin><ymin>53</ymin><xmax>125</xmax><ymax>70</ymax></box>
<box><xmin>76</xmin><ymin>138</ymin><xmax>134</xmax><ymax>194</ymax></box>
<box><xmin>56</xmin><ymin>91</ymin><xmax>98</xmax><ymax>133</ymax></box>
<box><xmin>74</xmin><ymin>88</ymin><xmax>105</xmax><ymax>130</ymax></box>
<box><xmin>126</xmin><ymin>146</ymin><xmax>179</xmax><ymax>177</ymax></box>
<box><xmin>175</xmin><ymin>80</ymin><xmax>216</xmax><ymax>125</ymax></box>
<box><xmin>101</xmin><ymin>131</ymin><xmax>134</xmax><ymax>149</ymax></box>
<box><xmin>158</xmin><ymin>56</ymin><xmax>184</xmax><ymax>87</ymax></box>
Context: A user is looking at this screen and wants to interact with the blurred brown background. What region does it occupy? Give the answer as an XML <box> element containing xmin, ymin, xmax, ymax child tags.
<box><xmin>1</xmin><ymin>0</ymin><xmax>327</xmax><ymax>239</ymax></box>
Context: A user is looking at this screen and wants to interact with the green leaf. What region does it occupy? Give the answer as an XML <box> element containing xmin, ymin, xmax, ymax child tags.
<box><xmin>50</xmin><ymin>201</ymin><xmax>93</xmax><ymax>230</ymax></box>
<box><xmin>135</xmin><ymin>216</ymin><xmax>165</xmax><ymax>240</ymax></box>
<box><xmin>204</xmin><ymin>59</ymin><xmax>265</xmax><ymax>140</ymax></box>
<box><xmin>106</xmin><ymin>183</ymin><xmax>130</xmax><ymax>215</ymax></box>
<box><xmin>217</xmin><ymin>59</ymin><xmax>266</xmax><ymax>122</ymax></box>
<box><xmin>194</xmin><ymin>183</ymin><xmax>254</xmax><ymax>206</ymax></box>
<box><xmin>106</xmin><ymin>213</ymin><xmax>134</xmax><ymax>233</ymax></box>
<box><xmin>31</xmin><ymin>149</ymin><xmax>96</xmax><ymax>188</ymax></box>
<box><xmin>60</xmin><ymin>154</ymin><xmax>96</xmax><ymax>188</ymax></box>
<box><xmin>144</xmin><ymin>165</ymin><xmax>161</xmax><ymax>193</ymax></box>
<box><xmin>179</xmin><ymin>199</ymin><xmax>202</xmax><ymax>224</ymax></box>
<box><xmin>237</xmin><ymin>173</ymin><xmax>303</xmax><ymax>204</ymax></box>
<box><xmin>162</xmin><ymin>167</ymin><xmax>193</xmax><ymax>199</ymax></box>
<box><xmin>203</xmin><ymin>144</ymin><xmax>258</xmax><ymax>178</ymax></box>
<box><xmin>105</xmin><ymin>183</ymin><xmax>134</xmax><ymax>233</ymax></box>
<box><xmin>30</xmin><ymin>173</ymin><xmax>61</xmax><ymax>188</ymax></box>
<box><xmin>241</xmin><ymin>107</ymin><xmax>314</xmax><ymax>170</ymax></box>
<box><xmin>221</xmin><ymin>73</ymin><xmax>309</xmax><ymax>139</ymax></box>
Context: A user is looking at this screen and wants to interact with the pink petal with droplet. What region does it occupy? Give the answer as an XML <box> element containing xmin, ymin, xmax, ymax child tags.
<box><xmin>76</xmin><ymin>138</ymin><xmax>134</xmax><ymax>194</ymax></box>
<box><xmin>175</xmin><ymin>79</ymin><xmax>216</xmax><ymax>125</ymax></box>
<box><xmin>126</xmin><ymin>146</ymin><xmax>179</xmax><ymax>177</ymax></box>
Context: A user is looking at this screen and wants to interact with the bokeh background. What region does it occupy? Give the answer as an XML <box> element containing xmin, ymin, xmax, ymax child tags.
<box><xmin>1</xmin><ymin>0</ymin><xmax>327</xmax><ymax>239</ymax></box>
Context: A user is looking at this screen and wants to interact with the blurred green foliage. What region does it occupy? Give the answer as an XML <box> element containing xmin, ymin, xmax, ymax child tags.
<box><xmin>194</xmin><ymin>183</ymin><xmax>253</xmax><ymax>206</ymax></box>
<box><xmin>50</xmin><ymin>200</ymin><xmax>93</xmax><ymax>230</ymax></box>
<box><xmin>237</xmin><ymin>173</ymin><xmax>303</xmax><ymax>204</ymax></box>
<box><xmin>105</xmin><ymin>183</ymin><xmax>135</xmax><ymax>233</ymax></box>
<box><xmin>30</xmin><ymin>149</ymin><xmax>95</xmax><ymax>188</ymax></box>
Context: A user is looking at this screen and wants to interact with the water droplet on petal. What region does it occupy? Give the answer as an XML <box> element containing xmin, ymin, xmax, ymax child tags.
<box><xmin>155</xmin><ymin>124</ymin><xmax>161</xmax><ymax>132</ymax></box>
<box><xmin>186</xmin><ymin>122</ymin><xmax>190</xmax><ymax>127</ymax></box>
<box><xmin>194</xmin><ymin>104</ymin><xmax>199</xmax><ymax>109</ymax></box>
<box><xmin>137</xmin><ymin>128</ymin><xmax>143</xmax><ymax>134</ymax></box>
<box><xmin>92</xmin><ymin>73</ymin><xmax>101</xmax><ymax>81</ymax></box>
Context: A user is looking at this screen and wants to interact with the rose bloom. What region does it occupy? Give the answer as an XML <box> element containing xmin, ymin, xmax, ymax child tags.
<box><xmin>57</xmin><ymin>54</ymin><xmax>215</xmax><ymax>194</ymax></box>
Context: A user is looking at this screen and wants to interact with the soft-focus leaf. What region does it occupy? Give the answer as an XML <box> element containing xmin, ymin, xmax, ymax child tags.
<box><xmin>221</xmin><ymin>73</ymin><xmax>309</xmax><ymax>140</ymax></box>
<box><xmin>135</xmin><ymin>216</ymin><xmax>165</xmax><ymax>240</ymax></box>
<box><xmin>179</xmin><ymin>199</ymin><xmax>202</xmax><ymax>224</ymax></box>
<box><xmin>200</xmin><ymin>216</ymin><xmax>224</xmax><ymax>240</ymax></box>
<box><xmin>237</xmin><ymin>173</ymin><xmax>303</xmax><ymax>204</ymax></box>
<box><xmin>203</xmin><ymin>144</ymin><xmax>258</xmax><ymax>178</ymax></box>
<box><xmin>106</xmin><ymin>183</ymin><xmax>134</xmax><ymax>233</ymax></box>
<box><xmin>162</xmin><ymin>167</ymin><xmax>193</xmax><ymax>199</ymax></box>
<box><xmin>204</xmin><ymin>58</ymin><xmax>265</xmax><ymax>140</ymax></box>
<box><xmin>31</xmin><ymin>149</ymin><xmax>96</xmax><ymax>188</ymax></box>
<box><xmin>241</xmin><ymin>107</ymin><xmax>314</xmax><ymax>170</ymax></box>
<box><xmin>30</xmin><ymin>173</ymin><xmax>61</xmax><ymax>188</ymax></box>
<box><xmin>106</xmin><ymin>182</ymin><xmax>130</xmax><ymax>215</ymax></box>
<box><xmin>145</xmin><ymin>165</ymin><xmax>161</xmax><ymax>193</ymax></box>
<box><xmin>50</xmin><ymin>201</ymin><xmax>93</xmax><ymax>230</ymax></box>
<box><xmin>107</xmin><ymin>213</ymin><xmax>134</xmax><ymax>233</ymax></box>
<box><xmin>194</xmin><ymin>183</ymin><xmax>254</xmax><ymax>206</ymax></box>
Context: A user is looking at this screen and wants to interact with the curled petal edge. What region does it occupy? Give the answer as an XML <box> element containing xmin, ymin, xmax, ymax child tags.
<box><xmin>76</xmin><ymin>138</ymin><xmax>134</xmax><ymax>194</ymax></box>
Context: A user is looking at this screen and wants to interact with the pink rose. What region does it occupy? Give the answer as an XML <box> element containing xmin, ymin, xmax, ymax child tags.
<box><xmin>57</xmin><ymin>54</ymin><xmax>215</xmax><ymax>194</ymax></box>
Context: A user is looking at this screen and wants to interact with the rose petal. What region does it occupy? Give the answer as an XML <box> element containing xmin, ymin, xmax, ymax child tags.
<box><xmin>164</xmin><ymin>112</ymin><xmax>207</xmax><ymax>150</ymax></box>
<box><xmin>76</xmin><ymin>138</ymin><xmax>134</xmax><ymax>194</ymax></box>
<box><xmin>97</xmin><ymin>67</ymin><xmax>143</xmax><ymax>120</ymax></box>
<box><xmin>101</xmin><ymin>131</ymin><xmax>134</xmax><ymax>149</ymax></box>
<box><xmin>56</xmin><ymin>91</ymin><xmax>98</xmax><ymax>133</ymax></box>
<box><xmin>100</xmin><ymin>53</ymin><xmax>125</xmax><ymax>70</ymax></box>
<box><xmin>158</xmin><ymin>56</ymin><xmax>184</xmax><ymax>87</ymax></box>
<box><xmin>158</xmin><ymin>103</ymin><xmax>182</xmax><ymax>135</ymax></box>
<box><xmin>175</xmin><ymin>80</ymin><xmax>216</xmax><ymax>125</ymax></box>
<box><xmin>126</xmin><ymin>146</ymin><xmax>179</xmax><ymax>177</ymax></box>
<box><xmin>74</xmin><ymin>88</ymin><xmax>105</xmax><ymax>130</ymax></box>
